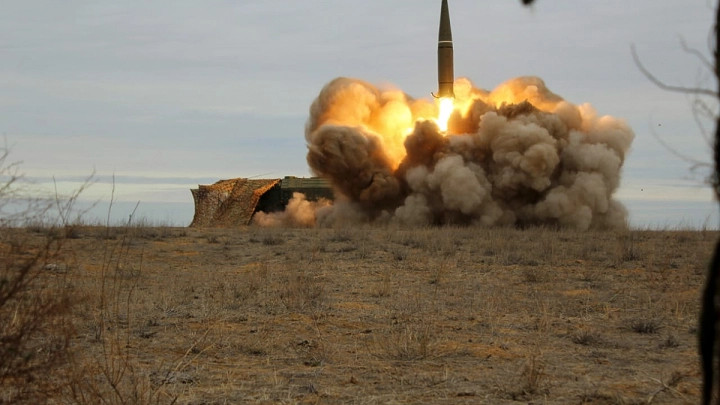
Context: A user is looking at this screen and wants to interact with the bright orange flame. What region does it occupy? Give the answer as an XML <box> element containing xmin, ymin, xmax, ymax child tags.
<box><xmin>437</xmin><ymin>97</ymin><xmax>454</xmax><ymax>132</ymax></box>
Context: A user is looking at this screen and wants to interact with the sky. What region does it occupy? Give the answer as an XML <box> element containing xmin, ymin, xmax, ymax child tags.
<box><xmin>1</xmin><ymin>0</ymin><xmax>718</xmax><ymax>228</ymax></box>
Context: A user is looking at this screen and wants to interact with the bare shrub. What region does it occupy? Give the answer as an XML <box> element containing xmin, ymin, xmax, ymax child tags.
<box><xmin>372</xmin><ymin>267</ymin><xmax>393</xmax><ymax>298</ymax></box>
<box><xmin>521</xmin><ymin>355</ymin><xmax>548</xmax><ymax>396</ymax></box>
<box><xmin>262</xmin><ymin>235</ymin><xmax>284</xmax><ymax>246</ymax></box>
<box><xmin>660</xmin><ymin>335</ymin><xmax>681</xmax><ymax>349</ymax></box>
<box><xmin>0</xmin><ymin>230</ymin><xmax>74</xmax><ymax>403</ymax></box>
<box><xmin>616</xmin><ymin>231</ymin><xmax>640</xmax><ymax>263</ymax></box>
<box><xmin>62</xmin><ymin>219</ymin><xmax>183</xmax><ymax>404</ymax></box>
<box><xmin>571</xmin><ymin>329</ymin><xmax>603</xmax><ymax>346</ymax></box>
<box><xmin>327</xmin><ymin>228</ymin><xmax>352</xmax><ymax>243</ymax></box>
<box><xmin>279</xmin><ymin>268</ymin><xmax>326</xmax><ymax>315</ymax></box>
<box><xmin>502</xmin><ymin>355</ymin><xmax>549</xmax><ymax>400</ymax></box>
<box><xmin>0</xmin><ymin>147</ymin><xmax>80</xmax><ymax>403</ymax></box>
<box><xmin>53</xmin><ymin>196</ymin><xmax>195</xmax><ymax>404</ymax></box>
<box><xmin>631</xmin><ymin>318</ymin><xmax>662</xmax><ymax>334</ymax></box>
<box><xmin>370</xmin><ymin>323</ymin><xmax>440</xmax><ymax>361</ymax></box>
<box><xmin>392</xmin><ymin>248</ymin><xmax>408</xmax><ymax>261</ymax></box>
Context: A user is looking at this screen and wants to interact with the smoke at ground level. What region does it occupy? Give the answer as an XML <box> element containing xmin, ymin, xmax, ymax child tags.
<box><xmin>6</xmin><ymin>197</ymin><xmax>711</xmax><ymax>229</ymax></box>
<box><xmin>296</xmin><ymin>76</ymin><xmax>635</xmax><ymax>230</ymax></box>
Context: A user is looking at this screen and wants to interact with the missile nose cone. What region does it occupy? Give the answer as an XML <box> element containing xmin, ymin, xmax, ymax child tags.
<box><xmin>437</xmin><ymin>0</ymin><xmax>454</xmax><ymax>98</ymax></box>
<box><xmin>439</xmin><ymin>0</ymin><xmax>452</xmax><ymax>42</ymax></box>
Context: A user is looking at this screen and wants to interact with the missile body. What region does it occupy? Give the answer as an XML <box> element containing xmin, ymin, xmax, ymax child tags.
<box><xmin>437</xmin><ymin>0</ymin><xmax>454</xmax><ymax>98</ymax></box>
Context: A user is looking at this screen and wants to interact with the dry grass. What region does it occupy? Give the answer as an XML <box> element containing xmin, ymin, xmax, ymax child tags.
<box><xmin>0</xmin><ymin>228</ymin><xmax>74</xmax><ymax>403</ymax></box>
<box><xmin>0</xmin><ymin>225</ymin><xmax>715</xmax><ymax>404</ymax></box>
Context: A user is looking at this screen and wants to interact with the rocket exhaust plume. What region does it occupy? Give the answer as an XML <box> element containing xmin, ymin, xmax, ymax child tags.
<box><xmin>435</xmin><ymin>0</ymin><xmax>454</xmax><ymax>99</ymax></box>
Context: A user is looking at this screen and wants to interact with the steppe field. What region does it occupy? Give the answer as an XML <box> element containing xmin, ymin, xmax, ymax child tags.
<box><xmin>1</xmin><ymin>225</ymin><xmax>717</xmax><ymax>404</ymax></box>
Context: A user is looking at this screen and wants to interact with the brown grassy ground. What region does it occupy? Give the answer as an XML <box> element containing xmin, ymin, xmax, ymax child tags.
<box><xmin>2</xmin><ymin>225</ymin><xmax>716</xmax><ymax>404</ymax></box>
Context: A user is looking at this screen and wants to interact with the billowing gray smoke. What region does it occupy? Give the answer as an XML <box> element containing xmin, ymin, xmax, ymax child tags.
<box><xmin>298</xmin><ymin>76</ymin><xmax>633</xmax><ymax>229</ymax></box>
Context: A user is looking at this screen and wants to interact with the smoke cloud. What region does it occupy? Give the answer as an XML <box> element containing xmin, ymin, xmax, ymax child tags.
<box><xmin>252</xmin><ymin>192</ymin><xmax>331</xmax><ymax>228</ymax></box>
<box><xmin>300</xmin><ymin>76</ymin><xmax>634</xmax><ymax>230</ymax></box>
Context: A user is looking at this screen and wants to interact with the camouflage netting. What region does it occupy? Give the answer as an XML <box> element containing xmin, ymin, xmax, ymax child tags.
<box><xmin>190</xmin><ymin>178</ymin><xmax>281</xmax><ymax>227</ymax></box>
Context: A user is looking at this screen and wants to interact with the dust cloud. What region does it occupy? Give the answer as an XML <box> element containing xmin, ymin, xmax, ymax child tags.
<box><xmin>299</xmin><ymin>76</ymin><xmax>633</xmax><ymax>230</ymax></box>
<box><xmin>252</xmin><ymin>192</ymin><xmax>331</xmax><ymax>228</ymax></box>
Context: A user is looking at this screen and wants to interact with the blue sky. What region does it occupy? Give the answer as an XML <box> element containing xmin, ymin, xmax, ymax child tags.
<box><xmin>1</xmin><ymin>0</ymin><xmax>717</xmax><ymax>227</ymax></box>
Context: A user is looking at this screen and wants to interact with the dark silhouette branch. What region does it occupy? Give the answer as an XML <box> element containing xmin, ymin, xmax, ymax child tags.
<box><xmin>680</xmin><ymin>35</ymin><xmax>715</xmax><ymax>72</ymax></box>
<box><xmin>632</xmin><ymin>41</ymin><xmax>717</xmax><ymax>176</ymax></box>
<box><xmin>649</xmin><ymin>122</ymin><xmax>711</xmax><ymax>170</ymax></box>
<box><xmin>691</xmin><ymin>98</ymin><xmax>717</xmax><ymax>147</ymax></box>
<box><xmin>632</xmin><ymin>44</ymin><xmax>718</xmax><ymax>98</ymax></box>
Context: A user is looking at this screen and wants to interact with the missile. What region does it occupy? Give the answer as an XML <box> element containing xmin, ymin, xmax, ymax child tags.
<box><xmin>435</xmin><ymin>0</ymin><xmax>454</xmax><ymax>99</ymax></box>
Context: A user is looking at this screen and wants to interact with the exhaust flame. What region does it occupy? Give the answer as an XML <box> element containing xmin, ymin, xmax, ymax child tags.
<box><xmin>436</xmin><ymin>97</ymin><xmax>454</xmax><ymax>132</ymax></box>
<box><xmin>258</xmin><ymin>76</ymin><xmax>634</xmax><ymax>230</ymax></box>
